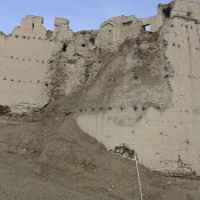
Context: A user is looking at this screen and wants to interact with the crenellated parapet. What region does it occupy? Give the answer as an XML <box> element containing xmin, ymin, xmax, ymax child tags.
<box><xmin>12</xmin><ymin>15</ymin><xmax>47</xmax><ymax>38</ymax></box>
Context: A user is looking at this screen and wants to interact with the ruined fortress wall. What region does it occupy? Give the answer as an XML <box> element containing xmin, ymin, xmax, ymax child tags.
<box><xmin>0</xmin><ymin>0</ymin><xmax>199</xmax><ymax>177</ymax></box>
<box><xmin>76</xmin><ymin>0</ymin><xmax>200</xmax><ymax>177</ymax></box>
<box><xmin>0</xmin><ymin>16</ymin><xmax>53</xmax><ymax>112</ymax></box>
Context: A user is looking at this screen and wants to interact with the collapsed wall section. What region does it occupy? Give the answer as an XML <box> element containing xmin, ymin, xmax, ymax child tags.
<box><xmin>76</xmin><ymin>0</ymin><xmax>200</xmax><ymax>177</ymax></box>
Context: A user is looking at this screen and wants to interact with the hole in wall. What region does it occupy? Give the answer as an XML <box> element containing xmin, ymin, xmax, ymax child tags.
<box><xmin>89</xmin><ymin>38</ymin><xmax>95</xmax><ymax>46</ymax></box>
<box><xmin>187</xmin><ymin>12</ymin><xmax>192</xmax><ymax>17</ymax></box>
<box><xmin>81</xmin><ymin>44</ymin><xmax>86</xmax><ymax>47</ymax></box>
<box><xmin>134</xmin><ymin>106</ymin><xmax>138</xmax><ymax>111</ymax></box>
<box><xmin>163</xmin><ymin>7</ymin><xmax>171</xmax><ymax>18</ymax></box>
<box><xmin>32</xmin><ymin>23</ymin><xmax>34</xmax><ymax>29</ymax></box>
<box><xmin>62</xmin><ymin>43</ymin><xmax>67</xmax><ymax>52</ymax></box>
<box><xmin>164</xmin><ymin>74</ymin><xmax>169</xmax><ymax>78</ymax></box>
<box><xmin>143</xmin><ymin>24</ymin><xmax>151</xmax><ymax>31</ymax></box>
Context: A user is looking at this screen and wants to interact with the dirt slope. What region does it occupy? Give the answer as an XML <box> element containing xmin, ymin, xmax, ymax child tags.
<box><xmin>0</xmin><ymin>110</ymin><xmax>199</xmax><ymax>200</ymax></box>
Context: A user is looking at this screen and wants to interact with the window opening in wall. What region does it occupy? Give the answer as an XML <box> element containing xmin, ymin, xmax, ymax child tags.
<box><xmin>143</xmin><ymin>24</ymin><xmax>151</xmax><ymax>31</ymax></box>
<box><xmin>32</xmin><ymin>23</ymin><xmax>34</xmax><ymax>29</ymax></box>
<box><xmin>163</xmin><ymin>7</ymin><xmax>171</xmax><ymax>18</ymax></box>
<box><xmin>62</xmin><ymin>43</ymin><xmax>67</xmax><ymax>52</ymax></box>
<box><xmin>81</xmin><ymin>44</ymin><xmax>86</xmax><ymax>47</ymax></box>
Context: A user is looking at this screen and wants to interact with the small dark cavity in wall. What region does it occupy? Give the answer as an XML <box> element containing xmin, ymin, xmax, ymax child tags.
<box><xmin>62</xmin><ymin>43</ymin><xmax>67</xmax><ymax>52</ymax></box>
<box><xmin>32</xmin><ymin>23</ymin><xmax>34</xmax><ymax>30</ymax></box>
<box><xmin>0</xmin><ymin>105</ymin><xmax>11</xmax><ymax>115</ymax></box>
<box><xmin>142</xmin><ymin>106</ymin><xmax>146</xmax><ymax>111</ymax></box>
<box><xmin>163</xmin><ymin>7</ymin><xmax>172</xmax><ymax>19</ymax></box>
<box><xmin>81</xmin><ymin>44</ymin><xmax>86</xmax><ymax>47</ymax></box>
<box><xmin>134</xmin><ymin>106</ymin><xmax>138</xmax><ymax>111</ymax></box>
<box><xmin>187</xmin><ymin>12</ymin><xmax>192</xmax><ymax>17</ymax></box>
<box><xmin>89</xmin><ymin>38</ymin><xmax>95</xmax><ymax>46</ymax></box>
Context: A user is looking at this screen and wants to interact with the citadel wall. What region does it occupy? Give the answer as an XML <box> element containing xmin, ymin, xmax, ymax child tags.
<box><xmin>0</xmin><ymin>16</ymin><xmax>54</xmax><ymax>113</ymax></box>
<box><xmin>0</xmin><ymin>0</ymin><xmax>200</xmax><ymax>177</ymax></box>
<box><xmin>76</xmin><ymin>0</ymin><xmax>200</xmax><ymax>177</ymax></box>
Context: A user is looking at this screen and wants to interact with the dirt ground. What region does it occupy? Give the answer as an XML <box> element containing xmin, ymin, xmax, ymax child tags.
<box><xmin>0</xmin><ymin>107</ymin><xmax>199</xmax><ymax>200</ymax></box>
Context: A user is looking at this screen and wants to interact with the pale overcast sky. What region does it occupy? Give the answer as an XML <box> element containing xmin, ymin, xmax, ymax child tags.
<box><xmin>0</xmin><ymin>0</ymin><xmax>172</xmax><ymax>35</ymax></box>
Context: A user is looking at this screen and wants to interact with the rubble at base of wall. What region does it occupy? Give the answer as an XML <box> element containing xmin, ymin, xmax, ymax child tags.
<box><xmin>158</xmin><ymin>170</ymin><xmax>200</xmax><ymax>180</ymax></box>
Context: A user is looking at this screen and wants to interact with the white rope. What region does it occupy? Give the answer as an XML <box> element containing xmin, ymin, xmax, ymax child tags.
<box><xmin>135</xmin><ymin>154</ymin><xmax>143</xmax><ymax>200</ymax></box>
